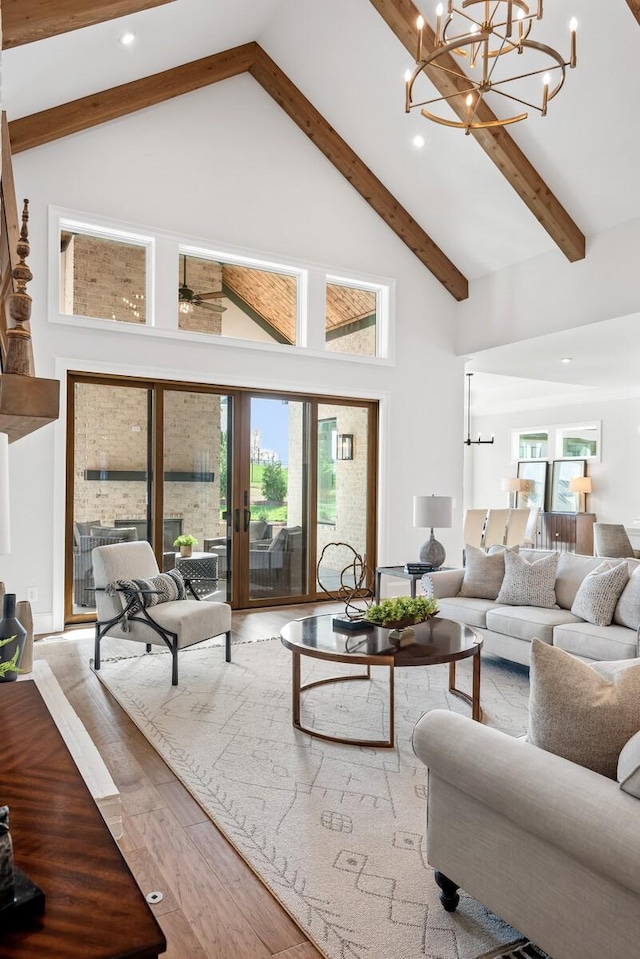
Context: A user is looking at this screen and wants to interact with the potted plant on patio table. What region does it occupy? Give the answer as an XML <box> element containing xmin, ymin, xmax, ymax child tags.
<box><xmin>173</xmin><ymin>534</ymin><xmax>199</xmax><ymax>558</ymax></box>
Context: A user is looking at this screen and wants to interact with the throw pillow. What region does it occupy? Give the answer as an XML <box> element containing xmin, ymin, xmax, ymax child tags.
<box><xmin>496</xmin><ymin>549</ymin><xmax>559</xmax><ymax>608</ymax></box>
<box><xmin>528</xmin><ymin>639</ymin><xmax>640</xmax><ymax>778</ymax></box>
<box><xmin>613</xmin><ymin>567</ymin><xmax>640</xmax><ymax>630</ymax></box>
<box><xmin>113</xmin><ymin>569</ymin><xmax>186</xmax><ymax>613</ymax></box>
<box><xmin>459</xmin><ymin>544</ymin><xmax>509</xmax><ymax>600</ymax></box>
<box><xmin>571</xmin><ymin>559</ymin><xmax>630</xmax><ymax>627</ymax></box>
<box><xmin>618</xmin><ymin>729</ymin><xmax>640</xmax><ymax>800</ymax></box>
<box><xmin>92</xmin><ymin>525</ymin><xmax>138</xmax><ymax>542</ymax></box>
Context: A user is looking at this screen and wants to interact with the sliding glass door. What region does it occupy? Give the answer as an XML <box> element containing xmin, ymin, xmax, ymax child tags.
<box><xmin>66</xmin><ymin>375</ymin><xmax>377</xmax><ymax>622</ymax></box>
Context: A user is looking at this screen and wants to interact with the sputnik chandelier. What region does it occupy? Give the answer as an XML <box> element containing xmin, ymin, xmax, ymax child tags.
<box><xmin>405</xmin><ymin>0</ymin><xmax>577</xmax><ymax>133</ymax></box>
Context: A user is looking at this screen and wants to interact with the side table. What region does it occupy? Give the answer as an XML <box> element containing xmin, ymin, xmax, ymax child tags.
<box><xmin>176</xmin><ymin>551</ymin><xmax>219</xmax><ymax>598</ymax></box>
<box><xmin>374</xmin><ymin>565</ymin><xmax>453</xmax><ymax>603</ymax></box>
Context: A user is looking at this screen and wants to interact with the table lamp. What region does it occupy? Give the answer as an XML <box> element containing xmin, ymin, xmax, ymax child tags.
<box><xmin>501</xmin><ymin>477</ymin><xmax>525</xmax><ymax>510</ymax></box>
<box><xmin>568</xmin><ymin>476</ymin><xmax>592</xmax><ymax>513</ymax></box>
<box><xmin>413</xmin><ymin>495</ymin><xmax>452</xmax><ymax>568</ymax></box>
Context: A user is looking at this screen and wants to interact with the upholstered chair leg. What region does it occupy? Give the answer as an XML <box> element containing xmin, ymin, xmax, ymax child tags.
<box><xmin>94</xmin><ymin>626</ymin><xmax>101</xmax><ymax>671</ymax></box>
<box><xmin>434</xmin><ymin>871</ymin><xmax>460</xmax><ymax>912</ymax></box>
<box><xmin>225</xmin><ymin>631</ymin><xmax>232</xmax><ymax>663</ymax></box>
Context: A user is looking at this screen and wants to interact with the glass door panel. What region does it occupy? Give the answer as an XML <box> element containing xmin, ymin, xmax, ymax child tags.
<box><xmin>316</xmin><ymin>403</ymin><xmax>370</xmax><ymax>592</ymax></box>
<box><xmin>163</xmin><ymin>390</ymin><xmax>230</xmax><ymax>602</ymax></box>
<box><xmin>247</xmin><ymin>396</ymin><xmax>307</xmax><ymax>601</ymax></box>
<box><xmin>71</xmin><ymin>381</ymin><xmax>151</xmax><ymax>615</ymax></box>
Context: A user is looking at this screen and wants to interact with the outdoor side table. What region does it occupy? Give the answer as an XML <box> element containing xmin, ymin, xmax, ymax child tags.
<box><xmin>176</xmin><ymin>552</ymin><xmax>219</xmax><ymax>598</ymax></box>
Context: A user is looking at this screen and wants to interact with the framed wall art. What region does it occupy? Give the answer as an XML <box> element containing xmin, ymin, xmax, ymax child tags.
<box><xmin>549</xmin><ymin>459</ymin><xmax>586</xmax><ymax>513</ymax></box>
<box><xmin>516</xmin><ymin>460</ymin><xmax>548</xmax><ymax>510</ymax></box>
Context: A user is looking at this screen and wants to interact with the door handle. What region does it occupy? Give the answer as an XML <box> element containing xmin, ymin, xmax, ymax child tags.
<box><xmin>234</xmin><ymin>508</ymin><xmax>240</xmax><ymax>533</ymax></box>
<box><xmin>244</xmin><ymin>508</ymin><xmax>251</xmax><ymax>532</ymax></box>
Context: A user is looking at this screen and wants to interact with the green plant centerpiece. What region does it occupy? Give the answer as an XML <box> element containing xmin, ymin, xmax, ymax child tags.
<box><xmin>364</xmin><ymin>596</ymin><xmax>439</xmax><ymax>645</ymax></box>
<box><xmin>173</xmin><ymin>534</ymin><xmax>199</xmax><ymax>557</ymax></box>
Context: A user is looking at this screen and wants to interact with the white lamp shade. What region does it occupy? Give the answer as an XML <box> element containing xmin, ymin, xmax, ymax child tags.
<box><xmin>413</xmin><ymin>495</ymin><xmax>452</xmax><ymax>529</ymax></box>
<box><xmin>0</xmin><ymin>432</ymin><xmax>10</xmax><ymax>555</ymax></box>
<box><xmin>568</xmin><ymin>477</ymin><xmax>592</xmax><ymax>494</ymax></box>
<box><xmin>501</xmin><ymin>477</ymin><xmax>525</xmax><ymax>492</ymax></box>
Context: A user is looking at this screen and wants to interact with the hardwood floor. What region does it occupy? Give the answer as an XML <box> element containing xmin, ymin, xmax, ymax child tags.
<box><xmin>34</xmin><ymin>602</ymin><xmax>341</xmax><ymax>959</ymax></box>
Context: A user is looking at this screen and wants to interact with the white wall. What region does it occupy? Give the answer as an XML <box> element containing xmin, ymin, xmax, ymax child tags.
<box><xmin>469</xmin><ymin>393</ymin><xmax>640</xmax><ymax>531</ymax></box>
<box><xmin>457</xmin><ymin>215</ymin><xmax>640</xmax><ymax>355</ymax></box>
<box><xmin>1</xmin><ymin>75</ymin><xmax>464</xmax><ymax>630</ymax></box>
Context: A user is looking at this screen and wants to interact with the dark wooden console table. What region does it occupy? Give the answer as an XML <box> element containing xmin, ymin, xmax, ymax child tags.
<box><xmin>0</xmin><ymin>682</ymin><xmax>166</xmax><ymax>959</ymax></box>
<box><xmin>539</xmin><ymin>512</ymin><xmax>596</xmax><ymax>555</ymax></box>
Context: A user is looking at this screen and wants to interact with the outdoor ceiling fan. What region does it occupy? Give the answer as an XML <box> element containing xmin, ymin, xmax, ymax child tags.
<box><xmin>178</xmin><ymin>254</ymin><xmax>226</xmax><ymax>313</ymax></box>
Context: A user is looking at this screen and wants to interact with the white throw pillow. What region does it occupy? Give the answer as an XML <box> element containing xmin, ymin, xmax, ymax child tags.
<box><xmin>571</xmin><ymin>559</ymin><xmax>630</xmax><ymax>627</ymax></box>
<box><xmin>496</xmin><ymin>549</ymin><xmax>559</xmax><ymax>608</ymax></box>
<box><xmin>459</xmin><ymin>544</ymin><xmax>507</xmax><ymax>600</ymax></box>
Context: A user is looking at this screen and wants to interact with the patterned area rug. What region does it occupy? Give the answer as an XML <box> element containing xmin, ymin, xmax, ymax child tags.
<box><xmin>97</xmin><ymin>637</ymin><xmax>533</xmax><ymax>959</ymax></box>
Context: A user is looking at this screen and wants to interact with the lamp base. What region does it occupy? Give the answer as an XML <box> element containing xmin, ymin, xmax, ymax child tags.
<box><xmin>419</xmin><ymin>531</ymin><xmax>445</xmax><ymax>569</ymax></box>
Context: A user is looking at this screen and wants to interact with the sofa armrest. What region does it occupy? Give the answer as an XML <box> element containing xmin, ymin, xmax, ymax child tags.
<box><xmin>421</xmin><ymin>568</ymin><xmax>464</xmax><ymax>599</ymax></box>
<box><xmin>413</xmin><ymin>709</ymin><xmax>640</xmax><ymax>896</ymax></box>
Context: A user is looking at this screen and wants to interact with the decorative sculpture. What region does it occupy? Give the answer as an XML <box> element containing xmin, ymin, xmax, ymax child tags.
<box><xmin>0</xmin><ymin>804</ymin><xmax>45</xmax><ymax>926</ymax></box>
<box><xmin>5</xmin><ymin>199</ymin><xmax>35</xmax><ymax>376</ymax></box>
<box><xmin>316</xmin><ymin>542</ymin><xmax>374</xmax><ymax>629</ymax></box>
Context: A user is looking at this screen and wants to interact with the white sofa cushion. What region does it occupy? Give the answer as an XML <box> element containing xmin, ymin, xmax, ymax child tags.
<box><xmin>496</xmin><ymin>549</ymin><xmax>559</xmax><ymax>608</ymax></box>
<box><xmin>553</xmin><ymin>621</ymin><xmax>640</xmax><ymax>662</ymax></box>
<box><xmin>618</xmin><ymin>730</ymin><xmax>640</xmax><ymax>800</ymax></box>
<box><xmin>485</xmin><ymin>605</ymin><xmax>582</xmax><ymax>644</ymax></box>
<box><xmin>571</xmin><ymin>559</ymin><xmax>630</xmax><ymax>627</ymax></box>
<box><xmin>435</xmin><ymin>597</ymin><xmax>500</xmax><ymax>629</ymax></box>
<box><xmin>528</xmin><ymin>639</ymin><xmax>640</xmax><ymax>778</ymax></box>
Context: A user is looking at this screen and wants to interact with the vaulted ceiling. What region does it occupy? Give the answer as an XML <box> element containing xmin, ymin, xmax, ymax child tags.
<box><xmin>2</xmin><ymin>0</ymin><xmax>638</xmax><ymax>307</ymax></box>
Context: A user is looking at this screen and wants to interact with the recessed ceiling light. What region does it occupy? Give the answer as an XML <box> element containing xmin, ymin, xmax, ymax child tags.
<box><xmin>412</xmin><ymin>135</ymin><xmax>425</xmax><ymax>148</ymax></box>
<box><xmin>561</xmin><ymin>357</ymin><xmax>572</xmax><ymax>363</ymax></box>
<box><xmin>119</xmin><ymin>31</ymin><xmax>136</xmax><ymax>45</ymax></box>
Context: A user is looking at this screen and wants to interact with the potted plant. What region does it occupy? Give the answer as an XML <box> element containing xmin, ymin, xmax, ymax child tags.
<box><xmin>173</xmin><ymin>534</ymin><xmax>198</xmax><ymax>558</ymax></box>
<box><xmin>364</xmin><ymin>595</ymin><xmax>439</xmax><ymax>643</ymax></box>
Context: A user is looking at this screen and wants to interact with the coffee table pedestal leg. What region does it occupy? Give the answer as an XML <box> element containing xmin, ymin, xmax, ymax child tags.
<box><xmin>448</xmin><ymin>649</ymin><xmax>482</xmax><ymax>722</ymax></box>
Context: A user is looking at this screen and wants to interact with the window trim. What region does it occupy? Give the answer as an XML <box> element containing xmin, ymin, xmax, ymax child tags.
<box><xmin>511</xmin><ymin>420</ymin><xmax>602</xmax><ymax>464</ymax></box>
<box><xmin>48</xmin><ymin>207</ymin><xmax>393</xmax><ymax>365</ymax></box>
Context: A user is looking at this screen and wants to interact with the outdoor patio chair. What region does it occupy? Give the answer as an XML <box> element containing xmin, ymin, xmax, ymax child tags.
<box><xmin>92</xmin><ymin>540</ymin><xmax>232</xmax><ymax>685</ymax></box>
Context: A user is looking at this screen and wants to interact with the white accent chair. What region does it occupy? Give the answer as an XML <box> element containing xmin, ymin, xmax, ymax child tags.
<box><xmin>504</xmin><ymin>508</ymin><xmax>530</xmax><ymax>547</ymax></box>
<box><xmin>482</xmin><ymin>508</ymin><xmax>509</xmax><ymax>549</ymax></box>
<box><xmin>92</xmin><ymin>540</ymin><xmax>232</xmax><ymax>685</ymax></box>
<box><xmin>462</xmin><ymin>509</ymin><xmax>487</xmax><ymax>550</ymax></box>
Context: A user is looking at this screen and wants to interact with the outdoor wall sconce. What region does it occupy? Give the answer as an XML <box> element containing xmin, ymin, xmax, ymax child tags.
<box><xmin>336</xmin><ymin>434</ymin><xmax>354</xmax><ymax>460</ymax></box>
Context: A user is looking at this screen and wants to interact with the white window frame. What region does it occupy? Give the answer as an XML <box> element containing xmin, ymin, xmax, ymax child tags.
<box><xmin>51</xmin><ymin>211</ymin><xmax>155</xmax><ymax>327</ymax></box>
<box><xmin>511</xmin><ymin>420</ymin><xmax>602</xmax><ymax>464</ymax></box>
<box><xmin>325</xmin><ymin>273</ymin><xmax>389</xmax><ymax>360</ymax></box>
<box><xmin>555</xmin><ymin>421</ymin><xmax>602</xmax><ymax>462</ymax></box>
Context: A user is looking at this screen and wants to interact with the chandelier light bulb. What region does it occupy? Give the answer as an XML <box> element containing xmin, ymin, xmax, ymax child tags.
<box><xmin>416</xmin><ymin>15</ymin><xmax>425</xmax><ymax>60</ymax></box>
<box><xmin>541</xmin><ymin>72</ymin><xmax>550</xmax><ymax>115</ymax></box>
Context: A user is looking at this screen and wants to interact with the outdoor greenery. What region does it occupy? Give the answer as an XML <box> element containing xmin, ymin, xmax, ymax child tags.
<box><xmin>364</xmin><ymin>596</ymin><xmax>439</xmax><ymax>627</ymax></box>
<box><xmin>261</xmin><ymin>462</ymin><xmax>287</xmax><ymax>503</ymax></box>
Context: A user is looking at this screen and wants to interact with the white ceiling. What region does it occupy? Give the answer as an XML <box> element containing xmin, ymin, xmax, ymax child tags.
<box><xmin>2</xmin><ymin>0</ymin><xmax>639</xmax><ymax>402</ymax></box>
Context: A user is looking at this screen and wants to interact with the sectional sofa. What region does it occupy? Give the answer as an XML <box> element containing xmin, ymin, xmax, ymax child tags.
<box><xmin>422</xmin><ymin>548</ymin><xmax>640</xmax><ymax>665</ymax></box>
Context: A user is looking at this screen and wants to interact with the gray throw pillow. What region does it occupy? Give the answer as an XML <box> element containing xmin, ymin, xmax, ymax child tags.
<box><xmin>459</xmin><ymin>544</ymin><xmax>507</xmax><ymax>600</ymax></box>
<box><xmin>528</xmin><ymin>639</ymin><xmax>640</xmax><ymax>779</ymax></box>
<box><xmin>618</xmin><ymin>729</ymin><xmax>640</xmax><ymax>799</ymax></box>
<box><xmin>496</xmin><ymin>549</ymin><xmax>559</xmax><ymax>608</ymax></box>
<box><xmin>613</xmin><ymin>567</ymin><xmax>640</xmax><ymax>630</ymax></box>
<box><xmin>571</xmin><ymin>559</ymin><xmax>629</xmax><ymax>627</ymax></box>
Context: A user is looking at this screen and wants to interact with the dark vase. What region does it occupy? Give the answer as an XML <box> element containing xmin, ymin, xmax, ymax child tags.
<box><xmin>0</xmin><ymin>594</ymin><xmax>27</xmax><ymax>683</ymax></box>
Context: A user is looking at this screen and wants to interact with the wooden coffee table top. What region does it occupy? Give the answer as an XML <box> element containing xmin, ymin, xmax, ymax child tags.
<box><xmin>281</xmin><ymin>613</ymin><xmax>481</xmax><ymax>667</ymax></box>
<box><xmin>0</xmin><ymin>682</ymin><xmax>165</xmax><ymax>959</ymax></box>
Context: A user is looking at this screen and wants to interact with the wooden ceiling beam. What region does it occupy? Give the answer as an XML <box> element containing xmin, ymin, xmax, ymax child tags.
<box><xmin>249</xmin><ymin>47</ymin><xmax>468</xmax><ymax>300</ymax></box>
<box><xmin>625</xmin><ymin>0</ymin><xmax>640</xmax><ymax>24</ymax></box>
<box><xmin>2</xmin><ymin>0</ymin><xmax>177</xmax><ymax>49</ymax></box>
<box><xmin>8</xmin><ymin>43</ymin><xmax>468</xmax><ymax>300</ymax></box>
<box><xmin>368</xmin><ymin>0</ymin><xmax>586</xmax><ymax>262</ymax></box>
<box><xmin>8</xmin><ymin>43</ymin><xmax>258</xmax><ymax>153</ymax></box>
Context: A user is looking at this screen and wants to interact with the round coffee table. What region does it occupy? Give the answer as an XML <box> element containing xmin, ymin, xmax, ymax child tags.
<box><xmin>280</xmin><ymin>614</ymin><xmax>482</xmax><ymax>749</ymax></box>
